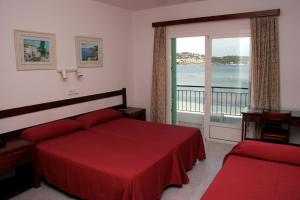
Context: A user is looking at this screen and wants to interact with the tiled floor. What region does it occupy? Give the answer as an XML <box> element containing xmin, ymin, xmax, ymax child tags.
<box><xmin>161</xmin><ymin>141</ymin><xmax>234</xmax><ymax>200</ymax></box>
<box><xmin>11</xmin><ymin>141</ymin><xmax>234</xmax><ymax>200</ymax></box>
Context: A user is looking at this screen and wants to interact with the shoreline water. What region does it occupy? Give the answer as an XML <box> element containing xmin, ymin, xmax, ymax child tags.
<box><xmin>177</xmin><ymin>63</ymin><xmax>250</xmax><ymax>88</ymax></box>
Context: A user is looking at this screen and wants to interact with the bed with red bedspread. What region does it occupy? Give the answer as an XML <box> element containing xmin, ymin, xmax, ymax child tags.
<box><xmin>22</xmin><ymin>109</ymin><xmax>205</xmax><ymax>200</ymax></box>
<box><xmin>201</xmin><ymin>140</ymin><xmax>300</xmax><ymax>200</ymax></box>
<box><xmin>88</xmin><ymin>118</ymin><xmax>205</xmax><ymax>171</ymax></box>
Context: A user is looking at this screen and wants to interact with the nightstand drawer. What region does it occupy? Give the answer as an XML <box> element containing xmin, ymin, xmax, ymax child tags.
<box><xmin>0</xmin><ymin>149</ymin><xmax>32</xmax><ymax>172</ymax></box>
<box><xmin>127</xmin><ymin>111</ymin><xmax>146</xmax><ymax>120</ymax></box>
<box><xmin>122</xmin><ymin>107</ymin><xmax>146</xmax><ymax>121</ymax></box>
<box><xmin>0</xmin><ymin>139</ymin><xmax>34</xmax><ymax>199</ymax></box>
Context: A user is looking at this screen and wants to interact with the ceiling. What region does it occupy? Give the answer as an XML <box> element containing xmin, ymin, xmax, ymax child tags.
<box><xmin>93</xmin><ymin>0</ymin><xmax>206</xmax><ymax>11</ymax></box>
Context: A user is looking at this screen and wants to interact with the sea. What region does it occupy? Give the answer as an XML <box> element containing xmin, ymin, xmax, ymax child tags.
<box><xmin>177</xmin><ymin>63</ymin><xmax>250</xmax><ymax>88</ymax></box>
<box><xmin>176</xmin><ymin>63</ymin><xmax>250</xmax><ymax>115</ymax></box>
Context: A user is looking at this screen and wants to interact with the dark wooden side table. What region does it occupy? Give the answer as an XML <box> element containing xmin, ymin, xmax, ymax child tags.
<box><xmin>121</xmin><ymin>107</ymin><xmax>146</xmax><ymax>121</ymax></box>
<box><xmin>0</xmin><ymin>139</ymin><xmax>35</xmax><ymax>199</ymax></box>
<box><xmin>242</xmin><ymin>109</ymin><xmax>300</xmax><ymax>141</ymax></box>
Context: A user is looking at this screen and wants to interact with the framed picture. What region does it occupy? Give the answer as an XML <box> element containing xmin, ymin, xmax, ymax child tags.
<box><xmin>14</xmin><ymin>30</ymin><xmax>56</xmax><ymax>70</ymax></box>
<box><xmin>76</xmin><ymin>36</ymin><xmax>103</xmax><ymax>68</ymax></box>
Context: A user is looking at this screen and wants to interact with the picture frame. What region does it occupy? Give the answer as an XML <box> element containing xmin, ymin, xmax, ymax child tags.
<box><xmin>76</xmin><ymin>36</ymin><xmax>103</xmax><ymax>68</ymax></box>
<box><xmin>14</xmin><ymin>30</ymin><xmax>56</xmax><ymax>70</ymax></box>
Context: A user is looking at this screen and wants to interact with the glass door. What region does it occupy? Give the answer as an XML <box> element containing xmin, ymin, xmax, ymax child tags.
<box><xmin>171</xmin><ymin>36</ymin><xmax>251</xmax><ymax>142</ymax></box>
<box><xmin>208</xmin><ymin>36</ymin><xmax>251</xmax><ymax>142</ymax></box>
<box><xmin>171</xmin><ymin>36</ymin><xmax>206</xmax><ymax>133</ymax></box>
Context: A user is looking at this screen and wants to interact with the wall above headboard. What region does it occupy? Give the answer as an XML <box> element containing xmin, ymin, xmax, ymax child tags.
<box><xmin>0</xmin><ymin>88</ymin><xmax>127</xmax><ymax>119</ymax></box>
<box><xmin>0</xmin><ymin>88</ymin><xmax>127</xmax><ymax>139</ymax></box>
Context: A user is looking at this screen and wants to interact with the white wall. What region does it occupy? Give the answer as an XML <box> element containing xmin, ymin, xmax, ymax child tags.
<box><xmin>1</xmin><ymin>0</ymin><xmax>300</xmax><ymax>135</ymax></box>
<box><xmin>132</xmin><ymin>0</ymin><xmax>300</xmax><ymax>120</ymax></box>
<box><xmin>0</xmin><ymin>0</ymin><xmax>134</xmax><ymax>133</ymax></box>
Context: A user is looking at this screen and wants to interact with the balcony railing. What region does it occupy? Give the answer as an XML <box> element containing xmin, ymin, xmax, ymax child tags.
<box><xmin>176</xmin><ymin>85</ymin><xmax>249</xmax><ymax>116</ymax></box>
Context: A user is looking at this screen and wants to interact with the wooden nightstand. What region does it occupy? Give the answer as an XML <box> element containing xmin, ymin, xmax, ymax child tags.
<box><xmin>121</xmin><ymin>107</ymin><xmax>146</xmax><ymax>121</ymax></box>
<box><xmin>0</xmin><ymin>139</ymin><xmax>35</xmax><ymax>199</ymax></box>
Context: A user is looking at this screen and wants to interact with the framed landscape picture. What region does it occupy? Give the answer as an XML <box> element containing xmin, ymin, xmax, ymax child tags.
<box><xmin>76</xmin><ymin>36</ymin><xmax>103</xmax><ymax>68</ymax></box>
<box><xmin>14</xmin><ymin>30</ymin><xmax>56</xmax><ymax>70</ymax></box>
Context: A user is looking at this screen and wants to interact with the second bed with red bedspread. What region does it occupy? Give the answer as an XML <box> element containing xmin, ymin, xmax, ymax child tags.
<box><xmin>22</xmin><ymin>109</ymin><xmax>206</xmax><ymax>200</ymax></box>
<box><xmin>201</xmin><ymin>140</ymin><xmax>300</xmax><ymax>200</ymax></box>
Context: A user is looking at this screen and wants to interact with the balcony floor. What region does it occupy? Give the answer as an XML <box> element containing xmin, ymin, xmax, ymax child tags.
<box><xmin>177</xmin><ymin>111</ymin><xmax>242</xmax><ymax>128</ymax></box>
<box><xmin>210</xmin><ymin>114</ymin><xmax>241</xmax><ymax>125</ymax></box>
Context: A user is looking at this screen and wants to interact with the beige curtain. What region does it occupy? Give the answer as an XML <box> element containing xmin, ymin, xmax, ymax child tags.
<box><xmin>151</xmin><ymin>26</ymin><xmax>167</xmax><ymax>123</ymax></box>
<box><xmin>251</xmin><ymin>16</ymin><xmax>280</xmax><ymax>110</ymax></box>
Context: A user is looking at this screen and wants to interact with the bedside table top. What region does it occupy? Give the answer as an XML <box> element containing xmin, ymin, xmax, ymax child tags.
<box><xmin>0</xmin><ymin>139</ymin><xmax>33</xmax><ymax>157</ymax></box>
<box><xmin>122</xmin><ymin>107</ymin><xmax>145</xmax><ymax>114</ymax></box>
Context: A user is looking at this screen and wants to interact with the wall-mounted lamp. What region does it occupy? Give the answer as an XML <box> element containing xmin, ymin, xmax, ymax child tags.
<box><xmin>57</xmin><ymin>68</ymin><xmax>83</xmax><ymax>80</ymax></box>
<box><xmin>75</xmin><ymin>69</ymin><xmax>83</xmax><ymax>78</ymax></box>
<box><xmin>61</xmin><ymin>70</ymin><xmax>68</xmax><ymax>79</ymax></box>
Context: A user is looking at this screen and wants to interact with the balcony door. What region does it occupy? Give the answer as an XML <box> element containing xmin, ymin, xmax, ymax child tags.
<box><xmin>172</xmin><ymin>36</ymin><xmax>206</xmax><ymax>133</ymax></box>
<box><xmin>171</xmin><ymin>35</ymin><xmax>251</xmax><ymax>143</ymax></box>
<box><xmin>208</xmin><ymin>36</ymin><xmax>251</xmax><ymax>142</ymax></box>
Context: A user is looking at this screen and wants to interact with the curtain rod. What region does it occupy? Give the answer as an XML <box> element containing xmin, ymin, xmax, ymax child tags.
<box><xmin>152</xmin><ymin>9</ymin><xmax>280</xmax><ymax>27</ymax></box>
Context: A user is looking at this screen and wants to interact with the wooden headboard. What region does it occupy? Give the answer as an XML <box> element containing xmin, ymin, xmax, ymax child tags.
<box><xmin>0</xmin><ymin>88</ymin><xmax>127</xmax><ymax>140</ymax></box>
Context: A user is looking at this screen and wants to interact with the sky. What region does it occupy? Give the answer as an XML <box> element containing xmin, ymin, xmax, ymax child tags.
<box><xmin>176</xmin><ymin>36</ymin><xmax>250</xmax><ymax>57</ymax></box>
<box><xmin>81</xmin><ymin>42</ymin><xmax>98</xmax><ymax>49</ymax></box>
<box><xmin>24</xmin><ymin>39</ymin><xmax>49</xmax><ymax>49</ymax></box>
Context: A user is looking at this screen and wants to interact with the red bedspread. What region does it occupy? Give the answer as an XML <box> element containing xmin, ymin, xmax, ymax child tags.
<box><xmin>36</xmin><ymin>119</ymin><xmax>205</xmax><ymax>200</ymax></box>
<box><xmin>201</xmin><ymin>141</ymin><xmax>300</xmax><ymax>200</ymax></box>
<box><xmin>89</xmin><ymin>118</ymin><xmax>206</xmax><ymax>170</ymax></box>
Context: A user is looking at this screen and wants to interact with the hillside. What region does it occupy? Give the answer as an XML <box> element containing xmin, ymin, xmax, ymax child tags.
<box><xmin>176</xmin><ymin>52</ymin><xmax>250</xmax><ymax>65</ymax></box>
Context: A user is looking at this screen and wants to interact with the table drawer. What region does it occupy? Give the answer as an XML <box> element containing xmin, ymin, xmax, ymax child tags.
<box><xmin>243</xmin><ymin>114</ymin><xmax>262</xmax><ymax>123</ymax></box>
